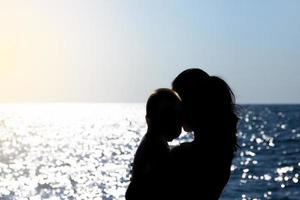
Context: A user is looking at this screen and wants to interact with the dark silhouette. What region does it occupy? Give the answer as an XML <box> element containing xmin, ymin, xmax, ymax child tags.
<box><xmin>169</xmin><ymin>68</ymin><xmax>239</xmax><ymax>200</ymax></box>
<box><xmin>126</xmin><ymin>88</ymin><xmax>183</xmax><ymax>200</ymax></box>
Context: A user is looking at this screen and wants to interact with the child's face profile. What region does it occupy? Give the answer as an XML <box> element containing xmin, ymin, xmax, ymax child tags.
<box><xmin>162</xmin><ymin>103</ymin><xmax>183</xmax><ymax>141</ymax></box>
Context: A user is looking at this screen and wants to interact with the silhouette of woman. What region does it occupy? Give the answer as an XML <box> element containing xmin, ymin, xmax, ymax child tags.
<box><xmin>169</xmin><ymin>68</ymin><xmax>239</xmax><ymax>200</ymax></box>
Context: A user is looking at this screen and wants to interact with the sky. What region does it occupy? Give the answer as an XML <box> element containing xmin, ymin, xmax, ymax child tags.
<box><xmin>0</xmin><ymin>0</ymin><xmax>299</xmax><ymax>103</ymax></box>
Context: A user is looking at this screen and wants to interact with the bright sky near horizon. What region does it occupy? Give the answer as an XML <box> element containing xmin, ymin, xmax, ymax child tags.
<box><xmin>0</xmin><ymin>0</ymin><xmax>299</xmax><ymax>103</ymax></box>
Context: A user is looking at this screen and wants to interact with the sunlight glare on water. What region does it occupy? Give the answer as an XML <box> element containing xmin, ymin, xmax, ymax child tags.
<box><xmin>0</xmin><ymin>103</ymin><xmax>146</xmax><ymax>200</ymax></box>
<box><xmin>0</xmin><ymin>104</ymin><xmax>299</xmax><ymax>200</ymax></box>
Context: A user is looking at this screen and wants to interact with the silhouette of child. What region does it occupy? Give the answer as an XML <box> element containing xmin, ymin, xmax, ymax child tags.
<box><xmin>125</xmin><ymin>88</ymin><xmax>183</xmax><ymax>200</ymax></box>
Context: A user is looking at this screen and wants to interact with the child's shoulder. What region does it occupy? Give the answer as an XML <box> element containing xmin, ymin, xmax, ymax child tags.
<box><xmin>141</xmin><ymin>135</ymin><xmax>168</xmax><ymax>153</ymax></box>
<box><xmin>134</xmin><ymin>134</ymin><xmax>169</xmax><ymax>162</ymax></box>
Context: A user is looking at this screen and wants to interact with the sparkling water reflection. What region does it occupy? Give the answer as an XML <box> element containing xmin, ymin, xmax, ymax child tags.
<box><xmin>0</xmin><ymin>104</ymin><xmax>299</xmax><ymax>199</ymax></box>
<box><xmin>221</xmin><ymin>105</ymin><xmax>300</xmax><ymax>200</ymax></box>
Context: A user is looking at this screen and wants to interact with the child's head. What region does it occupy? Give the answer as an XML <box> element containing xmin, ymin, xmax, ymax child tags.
<box><xmin>146</xmin><ymin>88</ymin><xmax>183</xmax><ymax>141</ymax></box>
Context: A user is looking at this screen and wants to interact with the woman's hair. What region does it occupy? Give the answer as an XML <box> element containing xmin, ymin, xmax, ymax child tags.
<box><xmin>207</xmin><ymin>76</ymin><xmax>239</xmax><ymax>153</ymax></box>
<box><xmin>172</xmin><ymin>69</ymin><xmax>239</xmax><ymax>154</ymax></box>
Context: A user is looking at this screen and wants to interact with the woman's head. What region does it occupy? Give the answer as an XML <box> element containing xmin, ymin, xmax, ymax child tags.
<box><xmin>172</xmin><ymin>68</ymin><xmax>238</xmax><ymax>153</ymax></box>
<box><xmin>172</xmin><ymin>68</ymin><xmax>210</xmax><ymax>132</ymax></box>
<box><xmin>146</xmin><ymin>88</ymin><xmax>183</xmax><ymax>141</ymax></box>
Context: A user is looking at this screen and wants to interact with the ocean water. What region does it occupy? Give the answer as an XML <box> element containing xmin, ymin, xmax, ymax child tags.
<box><xmin>0</xmin><ymin>104</ymin><xmax>299</xmax><ymax>200</ymax></box>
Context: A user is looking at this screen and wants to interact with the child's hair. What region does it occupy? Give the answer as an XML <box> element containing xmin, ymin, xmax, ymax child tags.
<box><xmin>146</xmin><ymin>88</ymin><xmax>181</xmax><ymax>118</ymax></box>
<box><xmin>146</xmin><ymin>88</ymin><xmax>182</xmax><ymax>139</ymax></box>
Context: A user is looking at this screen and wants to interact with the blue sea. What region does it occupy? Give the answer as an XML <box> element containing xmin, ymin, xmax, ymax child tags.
<box><xmin>0</xmin><ymin>104</ymin><xmax>299</xmax><ymax>200</ymax></box>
